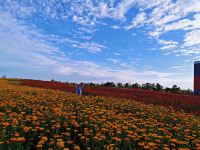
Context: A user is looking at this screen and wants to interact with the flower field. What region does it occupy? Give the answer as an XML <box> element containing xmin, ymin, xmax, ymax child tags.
<box><xmin>20</xmin><ymin>79</ymin><xmax>200</xmax><ymax>115</ymax></box>
<box><xmin>0</xmin><ymin>79</ymin><xmax>200</xmax><ymax>150</ymax></box>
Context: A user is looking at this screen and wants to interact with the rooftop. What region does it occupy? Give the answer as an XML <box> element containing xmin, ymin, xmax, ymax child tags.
<box><xmin>194</xmin><ymin>61</ymin><xmax>200</xmax><ymax>64</ymax></box>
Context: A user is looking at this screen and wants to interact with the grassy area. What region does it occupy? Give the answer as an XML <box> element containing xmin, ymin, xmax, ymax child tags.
<box><xmin>7</xmin><ymin>79</ymin><xmax>20</xmax><ymax>85</ymax></box>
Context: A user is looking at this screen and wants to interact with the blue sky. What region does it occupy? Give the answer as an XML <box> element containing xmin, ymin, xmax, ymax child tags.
<box><xmin>0</xmin><ymin>0</ymin><xmax>200</xmax><ymax>89</ymax></box>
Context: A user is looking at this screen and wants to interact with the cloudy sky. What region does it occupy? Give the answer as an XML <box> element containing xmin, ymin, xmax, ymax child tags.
<box><xmin>0</xmin><ymin>0</ymin><xmax>200</xmax><ymax>89</ymax></box>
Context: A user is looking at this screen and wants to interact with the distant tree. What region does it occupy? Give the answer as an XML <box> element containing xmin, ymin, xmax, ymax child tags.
<box><xmin>171</xmin><ymin>85</ymin><xmax>180</xmax><ymax>93</ymax></box>
<box><xmin>69</xmin><ymin>80</ymin><xmax>190</xmax><ymax>95</ymax></box>
<box><xmin>51</xmin><ymin>78</ymin><xmax>55</xmax><ymax>82</ymax></box>
<box><xmin>142</xmin><ymin>83</ymin><xmax>152</xmax><ymax>90</ymax></box>
<box><xmin>89</xmin><ymin>82</ymin><xmax>95</xmax><ymax>86</ymax></box>
<box><xmin>165</xmin><ymin>87</ymin><xmax>171</xmax><ymax>92</ymax></box>
<box><xmin>110</xmin><ymin>82</ymin><xmax>116</xmax><ymax>87</ymax></box>
<box><xmin>117</xmin><ymin>83</ymin><xmax>123</xmax><ymax>88</ymax></box>
<box><xmin>181</xmin><ymin>89</ymin><xmax>193</xmax><ymax>94</ymax></box>
<box><xmin>131</xmin><ymin>83</ymin><xmax>140</xmax><ymax>88</ymax></box>
<box><xmin>151</xmin><ymin>83</ymin><xmax>157</xmax><ymax>90</ymax></box>
<box><xmin>124</xmin><ymin>83</ymin><xmax>130</xmax><ymax>88</ymax></box>
<box><xmin>156</xmin><ymin>83</ymin><xmax>163</xmax><ymax>91</ymax></box>
<box><xmin>103</xmin><ymin>82</ymin><xmax>115</xmax><ymax>87</ymax></box>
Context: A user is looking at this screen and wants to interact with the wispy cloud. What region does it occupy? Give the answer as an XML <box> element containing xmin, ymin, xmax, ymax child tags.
<box><xmin>0</xmin><ymin>0</ymin><xmax>198</xmax><ymax>89</ymax></box>
<box><xmin>112</xmin><ymin>0</ymin><xmax>136</xmax><ymax>20</ymax></box>
<box><xmin>111</xmin><ymin>25</ymin><xmax>121</xmax><ymax>30</ymax></box>
<box><xmin>0</xmin><ymin>10</ymin><xmax>183</xmax><ymax>87</ymax></box>
<box><xmin>128</xmin><ymin>0</ymin><xmax>200</xmax><ymax>55</ymax></box>
<box><xmin>125</xmin><ymin>12</ymin><xmax>146</xmax><ymax>30</ymax></box>
<box><xmin>184</xmin><ymin>30</ymin><xmax>200</xmax><ymax>47</ymax></box>
<box><xmin>158</xmin><ymin>39</ymin><xmax>178</xmax><ymax>51</ymax></box>
<box><xmin>71</xmin><ymin>42</ymin><xmax>106</xmax><ymax>53</ymax></box>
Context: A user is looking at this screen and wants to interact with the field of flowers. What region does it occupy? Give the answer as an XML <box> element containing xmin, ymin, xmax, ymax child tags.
<box><xmin>20</xmin><ymin>79</ymin><xmax>200</xmax><ymax>115</ymax></box>
<box><xmin>0</xmin><ymin>79</ymin><xmax>200</xmax><ymax>150</ymax></box>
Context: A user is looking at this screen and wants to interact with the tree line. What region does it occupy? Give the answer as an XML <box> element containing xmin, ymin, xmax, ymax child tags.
<box><xmin>1</xmin><ymin>75</ymin><xmax>193</xmax><ymax>94</ymax></box>
<box><xmin>50</xmin><ymin>78</ymin><xmax>192</xmax><ymax>94</ymax></box>
<box><xmin>76</xmin><ymin>81</ymin><xmax>193</xmax><ymax>94</ymax></box>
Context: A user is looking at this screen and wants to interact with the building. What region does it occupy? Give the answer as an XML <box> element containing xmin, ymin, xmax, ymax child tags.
<box><xmin>194</xmin><ymin>61</ymin><xmax>200</xmax><ymax>95</ymax></box>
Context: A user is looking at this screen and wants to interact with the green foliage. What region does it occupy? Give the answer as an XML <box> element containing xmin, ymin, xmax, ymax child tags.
<box><xmin>8</xmin><ymin>79</ymin><xmax>20</xmax><ymax>85</ymax></box>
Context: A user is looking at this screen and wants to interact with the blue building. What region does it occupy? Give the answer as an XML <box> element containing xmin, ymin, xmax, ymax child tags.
<box><xmin>194</xmin><ymin>61</ymin><xmax>200</xmax><ymax>95</ymax></box>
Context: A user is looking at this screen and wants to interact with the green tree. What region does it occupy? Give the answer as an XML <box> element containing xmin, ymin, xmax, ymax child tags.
<box><xmin>156</xmin><ymin>83</ymin><xmax>163</xmax><ymax>91</ymax></box>
<box><xmin>132</xmin><ymin>83</ymin><xmax>140</xmax><ymax>88</ymax></box>
<box><xmin>117</xmin><ymin>83</ymin><xmax>123</xmax><ymax>88</ymax></box>
<box><xmin>124</xmin><ymin>83</ymin><xmax>130</xmax><ymax>88</ymax></box>
<box><xmin>171</xmin><ymin>85</ymin><xmax>180</xmax><ymax>93</ymax></box>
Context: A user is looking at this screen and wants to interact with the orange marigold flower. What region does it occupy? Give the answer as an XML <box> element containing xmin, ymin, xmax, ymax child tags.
<box><xmin>171</xmin><ymin>139</ymin><xmax>178</xmax><ymax>143</ymax></box>
<box><xmin>36</xmin><ymin>144</ymin><xmax>43</xmax><ymax>148</ymax></box>
<box><xmin>70</xmin><ymin>115</ymin><xmax>76</xmax><ymax>119</ymax></box>
<box><xmin>57</xmin><ymin>139</ymin><xmax>65</xmax><ymax>148</ymax></box>
<box><xmin>14</xmin><ymin>132</ymin><xmax>20</xmax><ymax>137</ymax></box>
<box><xmin>2</xmin><ymin>122</ymin><xmax>10</xmax><ymax>127</ymax></box>
<box><xmin>12</xmin><ymin>118</ymin><xmax>18</xmax><ymax>126</ymax></box>
<box><xmin>31</xmin><ymin>116</ymin><xmax>37</xmax><ymax>121</ymax></box>
<box><xmin>53</xmin><ymin>134</ymin><xmax>60</xmax><ymax>138</ymax></box>
<box><xmin>74</xmin><ymin>145</ymin><xmax>81</xmax><ymax>150</ymax></box>
<box><xmin>16</xmin><ymin>137</ymin><xmax>25</xmax><ymax>142</ymax></box>
<box><xmin>49</xmin><ymin>141</ymin><xmax>55</xmax><ymax>145</ymax></box>
<box><xmin>138</xmin><ymin>142</ymin><xmax>145</xmax><ymax>146</ymax></box>
<box><xmin>41</xmin><ymin>136</ymin><xmax>48</xmax><ymax>142</ymax></box>
<box><xmin>125</xmin><ymin>138</ymin><xmax>130</xmax><ymax>142</ymax></box>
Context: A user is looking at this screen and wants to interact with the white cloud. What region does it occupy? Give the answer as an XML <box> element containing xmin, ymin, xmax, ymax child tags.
<box><xmin>71</xmin><ymin>42</ymin><xmax>106</xmax><ymax>53</ymax></box>
<box><xmin>163</xmin><ymin>15</ymin><xmax>200</xmax><ymax>33</ymax></box>
<box><xmin>0</xmin><ymin>0</ymin><xmax>36</xmax><ymax>18</ymax></box>
<box><xmin>0</xmin><ymin>10</ymin><xmax>188</xmax><ymax>88</ymax></box>
<box><xmin>99</xmin><ymin>2</ymin><xmax>109</xmax><ymax>17</ymax></box>
<box><xmin>158</xmin><ymin>39</ymin><xmax>178</xmax><ymax>51</ymax></box>
<box><xmin>160</xmin><ymin>45</ymin><xmax>177</xmax><ymax>50</ymax></box>
<box><xmin>184</xmin><ymin>30</ymin><xmax>200</xmax><ymax>47</ymax></box>
<box><xmin>0</xmin><ymin>1</ymin><xmax>198</xmax><ymax>89</ymax></box>
<box><xmin>111</xmin><ymin>25</ymin><xmax>120</xmax><ymax>29</ymax></box>
<box><xmin>126</xmin><ymin>12</ymin><xmax>146</xmax><ymax>30</ymax></box>
<box><xmin>134</xmin><ymin>0</ymin><xmax>200</xmax><ymax>55</ymax></box>
<box><xmin>112</xmin><ymin>0</ymin><xmax>136</xmax><ymax>20</ymax></box>
<box><xmin>158</xmin><ymin>40</ymin><xmax>178</xmax><ymax>45</ymax></box>
<box><xmin>171</xmin><ymin>66</ymin><xmax>186</xmax><ymax>71</ymax></box>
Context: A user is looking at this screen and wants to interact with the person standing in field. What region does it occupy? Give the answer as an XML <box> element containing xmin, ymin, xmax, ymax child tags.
<box><xmin>75</xmin><ymin>83</ymin><xmax>84</xmax><ymax>96</ymax></box>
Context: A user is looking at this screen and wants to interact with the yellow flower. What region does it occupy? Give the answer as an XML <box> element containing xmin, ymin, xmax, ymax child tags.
<box><xmin>57</xmin><ymin>139</ymin><xmax>65</xmax><ymax>148</ymax></box>
<box><xmin>36</xmin><ymin>144</ymin><xmax>43</xmax><ymax>148</ymax></box>
<box><xmin>74</xmin><ymin>145</ymin><xmax>81</xmax><ymax>150</ymax></box>
<box><xmin>2</xmin><ymin>122</ymin><xmax>9</xmax><ymax>127</ymax></box>
<box><xmin>31</xmin><ymin>116</ymin><xmax>37</xmax><ymax>121</ymax></box>
<box><xmin>41</xmin><ymin>136</ymin><xmax>48</xmax><ymax>142</ymax></box>
<box><xmin>148</xmin><ymin>142</ymin><xmax>157</xmax><ymax>147</ymax></box>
